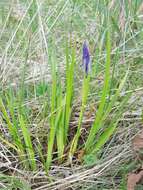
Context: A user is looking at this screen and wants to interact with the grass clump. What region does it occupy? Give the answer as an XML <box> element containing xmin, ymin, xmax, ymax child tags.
<box><xmin>0</xmin><ymin>0</ymin><xmax>143</xmax><ymax>189</ymax></box>
<box><xmin>0</xmin><ymin>31</ymin><xmax>129</xmax><ymax>172</ymax></box>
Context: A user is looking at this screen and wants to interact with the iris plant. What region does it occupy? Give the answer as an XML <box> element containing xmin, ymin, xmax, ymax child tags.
<box><xmin>69</xmin><ymin>41</ymin><xmax>91</xmax><ymax>161</ymax></box>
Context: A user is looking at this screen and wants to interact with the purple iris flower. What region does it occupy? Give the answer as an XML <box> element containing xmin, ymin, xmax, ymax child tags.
<box><xmin>82</xmin><ymin>41</ymin><xmax>91</xmax><ymax>75</ymax></box>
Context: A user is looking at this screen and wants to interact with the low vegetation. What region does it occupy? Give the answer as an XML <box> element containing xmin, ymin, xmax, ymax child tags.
<box><xmin>0</xmin><ymin>0</ymin><xmax>143</xmax><ymax>189</ymax></box>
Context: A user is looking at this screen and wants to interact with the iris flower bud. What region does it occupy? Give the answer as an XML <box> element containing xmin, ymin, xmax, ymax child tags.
<box><xmin>82</xmin><ymin>41</ymin><xmax>91</xmax><ymax>75</ymax></box>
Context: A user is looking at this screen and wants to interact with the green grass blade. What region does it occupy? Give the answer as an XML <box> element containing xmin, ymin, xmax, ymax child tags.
<box><xmin>93</xmin><ymin>94</ymin><xmax>131</xmax><ymax>153</ymax></box>
<box><xmin>85</xmin><ymin>30</ymin><xmax>111</xmax><ymax>151</ymax></box>
<box><xmin>69</xmin><ymin>75</ymin><xmax>90</xmax><ymax>160</ymax></box>
<box><xmin>100</xmin><ymin>70</ymin><xmax>129</xmax><ymax>124</ymax></box>
<box><xmin>46</xmin><ymin>55</ymin><xmax>57</xmax><ymax>170</ymax></box>
<box><xmin>0</xmin><ymin>93</ymin><xmax>29</xmax><ymax>166</ymax></box>
<box><xmin>19</xmin><ymin>115</ymin><xmax>36</xmax><ymax>170</ymax></box>
<box><xmin>0</xmin><ymin>96</ymin><xmax>18</xmax><ymax>141</ymax></box>
<box><xmin>64</xmin><ymin>47</ymin><xmax>75</xmax><ymax>142</ymax></box>
<box><xmin>56</xmin><ymin>97</ymin><xmax>66</xmax><ymax>160</ymax></box>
